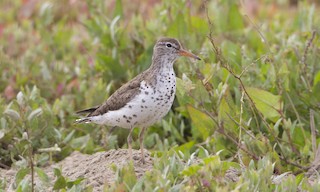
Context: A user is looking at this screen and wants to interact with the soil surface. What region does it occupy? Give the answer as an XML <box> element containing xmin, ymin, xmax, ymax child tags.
<box><xmin>2</xmin><ymin>148</ymin><xmax>317</xmax><ymax>191</ymax></box>
<box><xmin>0</xmin><ymin>149</ymin><xmax>153</xmax><ymax>192</ymax></box>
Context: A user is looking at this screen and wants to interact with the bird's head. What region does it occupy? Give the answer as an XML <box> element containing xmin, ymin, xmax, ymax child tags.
<box><xmin>153</xmin><ymin>37</ymin><xmax>200</xmax><ymax>64</ymax></box>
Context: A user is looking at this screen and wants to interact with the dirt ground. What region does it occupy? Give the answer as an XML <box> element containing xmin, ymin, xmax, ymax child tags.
<box><xmin>2</xmin><ymin>148</ymin><xmax>319</xmax><ymax>191</ymax></box>
<box><xmin>0</xmin><ymin>149</ymin><xmax>153</xmax><ymax>191</ymax></box>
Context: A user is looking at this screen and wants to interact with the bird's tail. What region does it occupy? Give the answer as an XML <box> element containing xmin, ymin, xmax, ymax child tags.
<box><xmin>76</xmin><ymin>107</ymin><xmax>98</xmax><ymax>115</ymax></box>
<box><xmin>75</xmin><ymin>107</ymin><xmax>97</xmax><ymax>124</ymax></box>
<box><xmin>74</xmin><ymin>118</ymin><xmax>92</xmax><ymax>124</ymax></box>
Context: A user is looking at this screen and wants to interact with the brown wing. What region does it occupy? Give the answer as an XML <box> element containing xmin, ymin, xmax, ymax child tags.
<box><xmin>78</xmin><ymin>70</ymin><xmax>149</xmax><ymax>117</ymax></box>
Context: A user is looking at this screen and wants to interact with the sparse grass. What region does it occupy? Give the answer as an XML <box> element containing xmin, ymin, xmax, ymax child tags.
<box><xmin>0</xmin><ymin>0</ymin><xmax>320</xmax><ymax>191</ymax></box>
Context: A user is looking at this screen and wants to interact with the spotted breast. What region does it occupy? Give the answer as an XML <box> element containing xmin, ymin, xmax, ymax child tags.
<box><xmin>89</xmin><ymin>65</ymin><xmax>176</xmax><ymax>129</ymax></box>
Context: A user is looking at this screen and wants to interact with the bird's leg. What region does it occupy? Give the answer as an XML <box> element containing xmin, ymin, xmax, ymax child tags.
<box><xmin>139</xmin><ymin>126</ymin><xmax>147</xmax><ymax>164</ymax></box>
<box><xmin>127</xmin><ymin>126</ymin><xmax>135</xmax><ymax>161</ymax></box>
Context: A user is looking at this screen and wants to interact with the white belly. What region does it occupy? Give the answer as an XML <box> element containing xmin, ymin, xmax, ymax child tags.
<box><xmin>90</xmin><ymin>75</ymin><xmax>176</xmax><ymax>128</ymax></box>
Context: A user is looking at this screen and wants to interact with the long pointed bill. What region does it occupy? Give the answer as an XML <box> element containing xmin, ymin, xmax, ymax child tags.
<box><xmin>178</xmin><ymin>49</ymin><xmax>201</xmax><ymax>60</ymax></box>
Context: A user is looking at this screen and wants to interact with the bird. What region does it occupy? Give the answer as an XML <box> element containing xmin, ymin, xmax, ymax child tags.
<box><xmin>76</xmin><ymin>37</ymin><xmax>200</xmax><ymax>163</ymax></box>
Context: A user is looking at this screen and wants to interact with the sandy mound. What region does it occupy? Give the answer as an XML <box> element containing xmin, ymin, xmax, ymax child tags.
<box><xmin>3</xmin><ymin>148</ymin><xmax>312</xmax><ymax>191</ymax></box>
<box><xmin>1</xmin><ymin>149</ymin><xmax>153</xmax><ymax>191</ymax></box>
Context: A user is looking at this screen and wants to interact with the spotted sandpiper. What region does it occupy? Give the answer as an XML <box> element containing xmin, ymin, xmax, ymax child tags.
<box><xmin>76</xmin><ymin>37</ymin><xmax>200</xmax><ymax>163</ymax></box>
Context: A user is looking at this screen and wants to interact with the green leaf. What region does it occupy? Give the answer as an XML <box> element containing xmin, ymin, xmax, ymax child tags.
<box><xmin>110</xmin><ymin>15</ymin><xmax>121</xmax><ymax>43</ymax></box>
<box><xmin>15</xmin><ymin>168</ymin><xmax>30</xmax><ymax>186</ymax></box>
<box><xmin>180</xmin><ymin>164</ymin><xmax>201</xmax><ymax>177</ymax></box>
<box><xmin>246</xmin><ymin>87</ymin><xmax>282</xmax><ymax>122</ymax></box>
<box><xmin>53</xmin><ymin>175</ymin><xmax>67</xmax><ymax>190</ymax></box>
<box><xmin>221</xmin><ymin>161</ymin><xmax>241</xmax><ymax>172</ymax></box>
<box><xmin>70</xmin><ymin>134</ymin><xmax>90</xmax><ymax>149</ymax></box>
<box><xmin>63</xmin><ymin>130</ymin><xmax>75</xmax><ymax>144</ymax></box>
<box><xmin>35</xmin><ymin>167</ymin><xmax>49</xmax><ymax>183</ymax></box>
<box><xmin>16</xmin><ymin>91</ymin><xmax>25</xmax><ymax>107</ymax></box>
<box><xmin>313</xmin><ymin>71</ymin><xmax>320</xmax><ymax>87</ymax></box>
<box><xmin>66</xmin><ymin>178</ymin><xmax>85</xmax><ymax>188</ymax></box>
<box><xmin>295</xmin><ymin>173</ymin><xmax>304</xmax><ymax>185</ymax></box>
<box><xmin>279</xmin><ymin>63</ymin><xmax>290</xmax><ymax>91</ymax></box>
<box><xmin>167</xmin><ymin>12</ymin><xmax>187</xmax><ymax>37</ymax></box>
<box><xmin>228</xmin><ymin>3</ymin><xmax>244</xmax><ymax>30</ymax></box>
<box><xmin>187</xmin><ymin>105</ymin><xmax>215</xmax><ymax>141</ymax></box>
<box><xmin>174</xmin><ymin>141</ymin><xmax>195</xmax><ymax>158</ymax></box>
<box><xmin>15</xmin><ymin>177</ymin><xmax>31</xmax><ymax>192</ymax></box>
<box><xmin>191</xmin><ymin>16</ymin><xmax>208</xmax><ymax>34</ymax></box>
<box><xmin>218</xmin><ymin>97</ymin><xmax>233</xmax><ymax>130</ymax></box>
<box><xmin>176</xmin><ymin>76</ymin><xmax>194</xmax><ymax>106</ymax></box>
<box><xmin>181</xmin><ymin>74</ymin><xmax>196</xmax><ymax>93</ymax></box>
<box><xmin>29</xmin><ymin>86</ymin><xmax>40</xmax><ymax>100</ymax></box>
<box><xmin>0</xmin><ymin>130</ymin><xmax>4</xmax><ymax>139</ymax></box>
<box><xmin>121</xmin><ymin>163</ymin><xmax>137</xmax><ymax>190</ymax></box>
<box><xmin>113</xmin><ymin>0</ymin><xmax>123</xmax><ymax>17</ymax></box>
<box><xmin>292</xmin><ymin>125</ymin><xmax>310</xmax><ymax>147</ymax></box>
<box><xmin>27</xmin><ymin>108</ymin><xmax>43</xmax><ymax>121</ymax></box>
<box><xmin>203</xmin><ymin>155</ymin><xmax>220</xmax><ymax>165</ymax></box>
<box><xmin>53</xmin><ymin>168</ymin><xmax>62</xmax><ymax>177</ymax></box>
<box><xmin>4</xmin><ymin>109</ymin><xmax>21</xmax><ymax>121</ymax></box>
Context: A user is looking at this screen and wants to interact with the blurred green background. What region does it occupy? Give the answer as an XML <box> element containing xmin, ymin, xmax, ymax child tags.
<box><xmin>0</xmin><ymin>0</ymin><xmax>320</xmax><ymax>191</ymax></box>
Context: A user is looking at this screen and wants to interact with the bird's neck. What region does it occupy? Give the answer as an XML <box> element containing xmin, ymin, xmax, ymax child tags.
<box><xmin>151</xmin><ymin>54</ymin><xmax>175</xmax><ymax>72</ymax></box>
<box><xmin>143</xmin><ymin>55</ymin><xmax>176</xmax><ymax>87</ymax></box>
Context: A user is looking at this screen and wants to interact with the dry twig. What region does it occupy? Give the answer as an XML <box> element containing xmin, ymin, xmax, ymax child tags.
<box><xmin>300</xmin><ymin>30</ymin><xmax>316</xmax><ymax>90</ymax></box>
<box><xmin>203</xmin><ymin>0</ymin><xmax>307</xmax><ymax>170</ymax></box>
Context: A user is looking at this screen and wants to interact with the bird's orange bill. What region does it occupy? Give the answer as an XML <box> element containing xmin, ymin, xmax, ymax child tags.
<box><xmin>179</xmin><ymin>49</ymin><xmax>201</xmax><ymax>60</ymax></box>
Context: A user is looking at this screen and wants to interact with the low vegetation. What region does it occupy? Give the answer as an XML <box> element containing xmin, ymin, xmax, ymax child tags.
<box><xmin>0</xmin><ymin>0</ymin><xmax>319</xmax><ymax>191</ymax></box>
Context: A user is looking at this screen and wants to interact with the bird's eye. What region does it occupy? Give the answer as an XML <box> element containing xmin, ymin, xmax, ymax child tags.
<box><xmin>166</xmin><ymin>43</ymin><xmax>172</xmax><ymax>48</ymax></box>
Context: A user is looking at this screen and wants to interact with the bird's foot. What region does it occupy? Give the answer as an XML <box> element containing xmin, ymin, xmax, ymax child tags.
<box><xmin>138</xmin><ymin>157</ymin><xmax>146</xmax><ymax>164</ymax></box>
<box><xmin>139</xmin><ymin>150</ymin><xmax>147</xmax><ymax>164</ymax></box>
<box><xmin>130</xmin><ymin>152</ymin><xmax>146</xmax><ymax>164</ymax></box>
